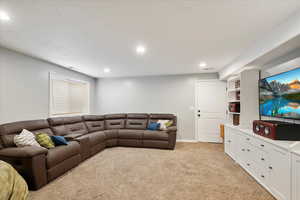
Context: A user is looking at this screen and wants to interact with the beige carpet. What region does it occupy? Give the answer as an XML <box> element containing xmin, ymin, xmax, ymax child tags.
<box><xmin>29</xmin><ymin>143</ymin><xmax>275</xmax><ymax>200</ymax></box>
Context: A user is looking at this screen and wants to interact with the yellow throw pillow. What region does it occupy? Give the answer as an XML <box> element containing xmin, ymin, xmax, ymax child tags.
<box><xmin>165</xmin><ymin>120</ymin><xmax>173</xmax><ymax>127</ymax></box>
<box><xmin>35</xmin><ymin>133</ymin><xmax>55</xmax><ymax>149</ymax></box>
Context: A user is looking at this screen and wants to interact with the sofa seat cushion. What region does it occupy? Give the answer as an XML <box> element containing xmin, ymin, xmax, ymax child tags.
<box><xmin>87</xmin><ymin>131</ymin><xmax>105</xmax><ymax>146</ymax></box>
<box><xmin>143</xmin><ymin>130</ymin><xmax>169</xmax><ymax>141</ymax></box>
<box><xmin>46</xmin><ymin>141</ymin><xmax>80</xmax><ymax>169</ymax></box>
<box><xmin>104</xmin><ymin>130</ymin><xmax>118</xmax><ymax>139</ymax></box>
<box><xmin>64</xmin><ymin>133</ymin><xmax>83</xmax><ymax>141</ymax></box>
<box><xmin>118</xmin><ymin>129</ymin><xmax>143</xmax><ymax>139</ymax></box>
<box><xmin>119</xmin><ymin>129</ymin><xmax>144</xmax><ymax>139</ymax></box>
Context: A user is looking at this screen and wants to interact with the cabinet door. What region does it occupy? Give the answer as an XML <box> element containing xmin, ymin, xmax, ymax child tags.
<box><xmin>292</xmin><ymin>154</ymin><xmax>300</xmax><ymax>200</ymax></box>
<box><xmin>229</xmin><ymin>129</ymin><xmax>239</xmax><ymax>161</ymax></box>
<box><xmin>268</xmin><ymin>146</ymin><xmax>291</xmax><ymax>200</ymax></box>
<box><xmin>236</xmin><ymin>134</ymin><xmax>248</xmax><ymax>167</ymax></box>
<box><xmin>224</xmin><ymin>127</ymin><xmax>231</xmax><ymax>155</ymax></box>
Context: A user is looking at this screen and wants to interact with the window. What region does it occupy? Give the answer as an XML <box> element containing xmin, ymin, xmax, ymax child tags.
<box><xmin>50</xmin><ymin>74</ymin><xmax>90</xmax><ymax>116</ymax></box>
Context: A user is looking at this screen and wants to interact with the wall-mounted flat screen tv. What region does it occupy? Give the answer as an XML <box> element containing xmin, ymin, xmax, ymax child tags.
<box><xmin>260</xmin><ymin>68</ymin><xmax>300</xmax><ymax>119</ymax></box>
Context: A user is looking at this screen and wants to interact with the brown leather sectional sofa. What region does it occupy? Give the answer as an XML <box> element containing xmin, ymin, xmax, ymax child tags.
<box><xmin>0</xmin><ymin>113</ymin><xmax>177</xmax><ymax>190</ymax></box>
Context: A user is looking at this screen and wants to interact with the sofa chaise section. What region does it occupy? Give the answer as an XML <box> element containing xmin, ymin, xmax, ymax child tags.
<box><xmin>0</xmin><ymin>120</ymin><xmax>50</xmax><ymax>190</ymax></box>
<box><xmin>143</xmin><ymin>114</ymin><xmax>177</xmax><ymax>149</ymax></box>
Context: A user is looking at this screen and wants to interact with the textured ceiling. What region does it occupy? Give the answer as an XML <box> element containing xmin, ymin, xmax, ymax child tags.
<box><xmin>1</xmin><ymin>0</ymin><xmax>300</xmax><ymax>77</ymax></box>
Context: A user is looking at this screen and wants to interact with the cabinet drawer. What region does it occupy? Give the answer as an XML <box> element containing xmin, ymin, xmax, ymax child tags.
<box><xmin>249</xmin><ymin>136</ymin><xmax>270</xmax><ymax>152</ymax></box>
<box><xmin>256</xmin><ymin>166</ymin><xmax>269</xmax><ymax>185</ymax></box>
<box><xmin>256</xmin><ymin>140</ymin><xmax>270</xmax><ymax>152</ymax></box>
<box><xmin>253</xmin><ymin>148</ymin><xmax>269</xmax><ymax>169</ymax></box>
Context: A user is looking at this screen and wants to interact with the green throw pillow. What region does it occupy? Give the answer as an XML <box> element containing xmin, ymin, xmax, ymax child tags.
<box><xmin>165</xmin><ymin>120</ymin><xmax>173</xmax><ymax>127</ymax></box>
<box><xmin>35</xmin><ymin>133</ymin><xmax>55</xmax><ymax>149</ymax></box>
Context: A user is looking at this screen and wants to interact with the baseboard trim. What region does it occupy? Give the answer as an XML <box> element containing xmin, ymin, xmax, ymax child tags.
<box><xmin>177</xmin><ymin>139</ymin><xmax>198</xmax><ymax>143</ymax></box>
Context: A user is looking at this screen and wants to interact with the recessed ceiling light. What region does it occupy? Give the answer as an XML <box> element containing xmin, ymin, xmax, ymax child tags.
<box><xmin>104</xmin><ymin>68</ymin><xmax>111</xmax><ymax>73</ymax></box>
<box><xmin>0</xmin><ymin>11</ymin><xmax>10</xmax><ymax>22</ymax></box>
<box><xmin>202</xmin><ymin>67</ymin><xmax>213</xmax><ymax>70</ymax></box>
<box><xmin>199</xmin><ymin>62</ymin><xmax>207</xmax><ymax>68</ymax></box>
<box><xmin>136</xmin><ymin>45</ymin><xmax>146</xmax><ymax>55</ymax></box>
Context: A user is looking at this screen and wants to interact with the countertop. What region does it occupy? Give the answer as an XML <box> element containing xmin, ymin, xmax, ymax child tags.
<box><xmin>225</xmin><ymin>123</ymin><xmax>300</xmax><ymax>151</ymax></box>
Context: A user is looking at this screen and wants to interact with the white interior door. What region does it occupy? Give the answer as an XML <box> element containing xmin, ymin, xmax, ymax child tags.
<box><xmin>195</xmin><ymin>80</ymin><xmax>226</xmax><ymax>143</ymax></box>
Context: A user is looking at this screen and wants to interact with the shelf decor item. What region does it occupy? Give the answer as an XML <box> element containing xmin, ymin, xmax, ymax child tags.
<box><xmin>229</xmin><ymin>102</ymin><xmax>240</xmax><ymax>113</ymax></box>
<box><xmin>236</xmin><ymin>91</ymin><xmax>240</xmax><ymax>100</ymax></box>
<box><xmin>233</xmin><ymin>114</ymin><xmax>240</xmax><ymax>126</ymax></box>
<box><xmin>235</xmin><ymin>80</ymin><xmax>240</xmax><ymax>88</ymax></box>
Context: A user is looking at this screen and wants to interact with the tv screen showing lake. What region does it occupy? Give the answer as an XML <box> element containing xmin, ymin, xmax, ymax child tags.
<box><xmin>260</xmin><ymin>68</ymin><xmax>300</xmax><ymax>119</ymax></box>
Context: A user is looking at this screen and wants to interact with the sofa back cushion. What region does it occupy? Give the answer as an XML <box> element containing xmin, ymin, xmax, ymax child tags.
<box><xmin>48</xmin><ymin>116</ymin><xmax>88</xmax><ymax>137</ymax></box>
<box><xmin>148</xmin><ymin>114</ymin><xmax>177</xmax><ymax>126</ymax></box>
<box><xmin>48</xmin><ymin>117</ymin><xmax>67</xmax><ymax>136</ymax></box>
<box><xmin>125</xmin><ymin>113</ymin><xmax>148</xmax><ymax>129</ymax></box>
<box><xmin>0</xmin><ymin>119</ymin><xmax>52</xmax><ymax>148</ymax></box>
<box><xmin>82</xmin><ymin>115</ymin><xmax>105</xmax><ymax>133</ymax></box>
<box><xmin>105</xmin><ymin>114</ymin><xmax>126</xmax><ymax>129</ymax></box>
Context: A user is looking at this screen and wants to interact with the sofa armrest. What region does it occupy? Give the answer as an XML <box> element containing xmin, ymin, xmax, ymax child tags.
<box><xmin>166</xmin><ymin>126</ymin><xmax>177</xmax><ymax>150</ymax></box>
<box><xmin>0</xmin><ymin>146</ymin><xmax>48</xmax><ymax>158</ymax></box>
<box><xmin>167</xmin><ymin>126</ymin><xmax>177</xmax><ymax>132</ymax></box>
<box><xmin>0</xmin><ymin>146</ymin><xmax>48</xmax><ymax>190</ymax></box>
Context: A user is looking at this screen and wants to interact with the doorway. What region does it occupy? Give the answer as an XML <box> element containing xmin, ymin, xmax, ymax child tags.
<box><xmin>195</xmin><ymin>80</ymin><xmax>226</xmax><ymax>143</ymax></box>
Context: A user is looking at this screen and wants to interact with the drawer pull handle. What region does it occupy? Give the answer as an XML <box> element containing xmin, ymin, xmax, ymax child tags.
<box><xmin>242</xmin><ymin>149</ymin><xmax>245</xmax><ymax>151</ymax></box>
<box><xmin>247</xmin><ymin>163</ymin><xmax>250</xmax><ymax>166</ymax></box>
<box><xmin>260</xmin><ymin>144</ymin><xmax>265</xmax><ymax>147</ymax></box>
<box><xmin>247</xmin><ymin>149</ymin><xmax>250</xmax><ymax>152</ymax></box>
<box><xmin>261</xmin><ymin>158</ymin><xmax>265</xmax><ymax>161</ymax></box>
<box><xmin>246</xmin><ymin>138</ymin><xmax>250</xmax><ymax>141</ymax></box>
<box><xmin>269</xmin><ymin>166</ymin><xmax>273</xmax><ymax>170</ymax></box>
<box><xmin>261</xmin><ymin>175</ymin><xmax>265</xmax><ymax>178</ymax></box>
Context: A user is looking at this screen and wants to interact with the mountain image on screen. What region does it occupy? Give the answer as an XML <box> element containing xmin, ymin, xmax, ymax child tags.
<box><xmin>260</xmin><ymin>68</ymin><xmax>300</xmax><ymax>119</ymax></box>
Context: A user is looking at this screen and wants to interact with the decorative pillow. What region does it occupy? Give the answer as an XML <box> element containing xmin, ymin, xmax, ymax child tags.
<box><xmin>51</xmin><ymin>136</ymin><xmax>68</xmax><ymax>146</ymax></box>
<box><xmin>165</xmin><ymin>120</ymin><xmax>173</xmax><ymax>127</ymax></box>
<box><xmin>14</xmin><ymin>129</ymin><xmax>41</xmax><ymax>147</ymax></box>
<box><xmin>147</xmin><ymin>122</ymin><xmax>161</xmax><ymax>131</ymax></box>
<box><xmin>35</xmin><ymin>133</ymin><xmax>55</xmax><ymax>149</ymax></box>
<box><xmin>157</xmin><ymin>120</ymin><xmax>173</xmax><ymax>130</ymax></box>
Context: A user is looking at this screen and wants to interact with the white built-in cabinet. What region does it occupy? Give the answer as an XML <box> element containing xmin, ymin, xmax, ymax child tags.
<box><xmin>292</xmin><ymin>153</ymin><xmax>300</xmax><ymax>200</ymax></box>
<box><xmin>225</xmin><ymin>124</ymin><xmax>300</xmax><ymax>200</ymax></box>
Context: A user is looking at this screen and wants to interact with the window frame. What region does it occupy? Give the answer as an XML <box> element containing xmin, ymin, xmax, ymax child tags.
<box><xmin>49</xmin><ymin>72</ymin><xmax>90</xmax><ymax>117</ymax></box>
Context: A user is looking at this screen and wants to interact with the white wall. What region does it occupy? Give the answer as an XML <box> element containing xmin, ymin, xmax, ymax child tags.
<box><xmin>0</xmin><ymin>47</ymin><xmax>97</xmax><ymax>123</ymax></box>
<box><xmin>96</xmin><ymin>73</ymin><xmax>219</xmax><ymax>140</ymax></box>
<box><xmin>220</xmin><ymin>10</ymin><xmax>300</xmax><ymax>79</ymax></box>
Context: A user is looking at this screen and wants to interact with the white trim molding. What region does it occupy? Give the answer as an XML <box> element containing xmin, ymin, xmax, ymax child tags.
<box><xmin>177</xmin><ymin>139</ymin><xmax>198</xmax><ymax>143</ymax></box>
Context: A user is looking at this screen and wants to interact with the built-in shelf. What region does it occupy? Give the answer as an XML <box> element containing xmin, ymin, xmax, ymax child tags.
<box><xmin>228</xmin><ymin>100</ymin><xmax>240</xmax><ymax>103</ymax></box>
<box><xmin>227</xmin><ymin>88</ymin><xmax>240</xmax><ymax>92</ymax></box>
<box><xmin>227</xmin><ymin>76</ymin><xmax>241</xmax><ymax>126</ymax></box>
<box><xmin>228</xmin><ymin>112</ymin><xmax>240</xmax><ymax>115</ymax></box>
<box><xmin>227</xmin><ymin>76</ymin><xmax>240</xmax><ymax>82</ymax></box>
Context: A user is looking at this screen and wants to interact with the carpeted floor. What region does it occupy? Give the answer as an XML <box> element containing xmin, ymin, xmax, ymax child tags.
<box><xmin>29</xmin><ymin>142</ymin><xmax>275</xmax><ymax>200</ymax></box>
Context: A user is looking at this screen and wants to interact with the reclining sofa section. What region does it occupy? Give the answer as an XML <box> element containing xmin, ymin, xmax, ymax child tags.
<box><xmin>0</xmin><ymin>113</ymin><xmax>177</xmax><ymax>190</ymax></box>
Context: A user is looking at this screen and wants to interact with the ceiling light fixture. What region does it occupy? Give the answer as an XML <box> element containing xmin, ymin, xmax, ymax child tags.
<box><xmin>0</xmin><ymin>11</ymin><xmax>10</xmax><ymax>22</ymax></box>
<box><xmin>202</xmin><ymin>67</ymin><xmax>214</xmax><ymax>71</ymax></box>
<box><xmin>104</xmin><ymin>68</ymin><xmax>111</xmax><ymax>73</ymax></box>
<box><xmin>136</xmin><ymin>45</ymin><xmax>146</xmax><ymax>55</ymax></box>
<box><xmin>199</xmin><ymin>62</ymin><xmax>207</xmax><ymax>68</ymax></box>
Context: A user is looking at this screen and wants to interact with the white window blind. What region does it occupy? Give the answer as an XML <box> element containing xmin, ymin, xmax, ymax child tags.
<box><xmin>50</xmin><ymin>76</ymin><xmax>89</xmax><ymax>116</ymax></box>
